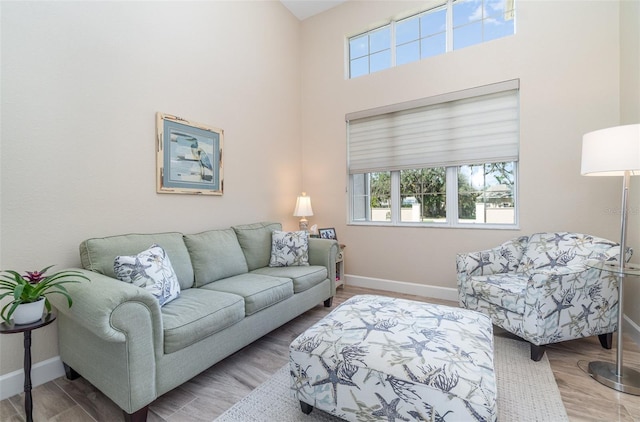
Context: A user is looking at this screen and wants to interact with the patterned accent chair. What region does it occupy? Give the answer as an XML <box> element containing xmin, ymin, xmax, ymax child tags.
<box><xmin>456</xmin><ymin>232</ymin><xmax>629</xmax><ymax>361</ymax></box>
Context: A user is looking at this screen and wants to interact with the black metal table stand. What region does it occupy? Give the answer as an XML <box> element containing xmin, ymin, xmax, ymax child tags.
<box><xmin>0</xmin><ymin>313</ymin><xmax>56</xmax><ymax>422</ymax></box>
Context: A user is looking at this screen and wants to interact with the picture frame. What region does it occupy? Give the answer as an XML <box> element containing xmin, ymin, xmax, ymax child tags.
<box><xmin>156</xmin><ymin>112</ymin><xmax>224</xmax><ymax>195</ymax></box>
<box><xmin>318</xmin><ymin>227</ymin><xmax>337</xmax><ymax>240</ymax></box>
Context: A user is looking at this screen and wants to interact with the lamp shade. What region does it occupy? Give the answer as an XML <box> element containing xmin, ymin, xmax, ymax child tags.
<box><xmin>293</xmin><ymin>192</ymin><xmax>313</xmax><ymax>217</ymax></box>
<box><xmin>581</xmin><ymin>124</ymin><xmax>640</xmax><ymax>176</ymax></box>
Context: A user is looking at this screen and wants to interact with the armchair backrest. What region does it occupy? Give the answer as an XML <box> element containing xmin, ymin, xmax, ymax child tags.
<box><xmin>516</xmin><ymin>232</ymin><xmax>621</xmax><ymax>275</ymax></box>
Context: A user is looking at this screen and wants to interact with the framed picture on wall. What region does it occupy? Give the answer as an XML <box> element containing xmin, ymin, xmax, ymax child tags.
<box><xmin>318</xmin><ymin>227</ymin><xmax>337</xmax><ymax>240</ymax></box>
<box><xmin>156</xmin><ymin>112</ymin><xmax>224</xmax><ymax>195</ymax></box>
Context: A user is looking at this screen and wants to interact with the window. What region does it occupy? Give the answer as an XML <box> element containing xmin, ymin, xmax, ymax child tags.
<box><xmin>349</xmin><ymin>26</ymin><xmax>391</xmax><ymax>78</ymax></box>
<box><xmin>348</xmin><ymin>0</ymin><xmax>516</xmax><ymax>78</ymax></box>
<box><xmin>347</xmin><ymin>81</ymin><xmax>519</xmax><ymax>228</ymax></box>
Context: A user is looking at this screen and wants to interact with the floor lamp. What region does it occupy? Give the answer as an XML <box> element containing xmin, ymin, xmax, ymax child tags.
<box><xmin>581</xmin><ymin>123</ymin><xmax>640</xmax><ymax>395</ymax></box>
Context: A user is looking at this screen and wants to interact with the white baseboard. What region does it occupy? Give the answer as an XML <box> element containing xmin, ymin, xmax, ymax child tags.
<box><xmin>0</xmin><ymin>356</ymin><xmax>65</xmax><ymax>401</ymax></box>
<box><xmin>344</xmin><ymin>274</ymin><xmax>459</xmax><ymax>302</ymax></box>
<box><xmin>344</xmin><ymin>274</ymin><xmax>640</xmax><ymax>347</ymax></box>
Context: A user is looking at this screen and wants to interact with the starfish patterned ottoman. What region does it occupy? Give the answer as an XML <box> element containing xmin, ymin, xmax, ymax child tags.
<box><xmin>289</xmin><ymin>294</ymin><xmax>497</xmax><ymax>421</ymax></box>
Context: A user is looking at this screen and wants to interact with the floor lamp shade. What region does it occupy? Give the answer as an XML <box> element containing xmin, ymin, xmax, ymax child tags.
<box><xmin>581</xmin><ymin>124</ymin><xmax>640</xmax><ymax>176</ymax></box>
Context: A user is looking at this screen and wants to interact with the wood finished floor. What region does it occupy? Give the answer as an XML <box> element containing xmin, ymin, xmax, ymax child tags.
<box><xmin>1</xmin><ymin>285</ymin><xmax>639</xmax><ymax>421</ymax></box>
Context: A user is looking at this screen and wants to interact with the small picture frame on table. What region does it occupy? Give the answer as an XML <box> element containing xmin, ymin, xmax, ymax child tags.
<box><xmin>318</xmin><ymin>228</ymin><xmax>337</xmax><ymax>240</ymax></box>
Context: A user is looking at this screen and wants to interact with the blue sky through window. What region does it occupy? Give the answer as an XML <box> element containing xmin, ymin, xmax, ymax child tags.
<box><xmin>350</xmin><ymin>0</ymin><xmax>514</xmax><ymax>78</ymax></box>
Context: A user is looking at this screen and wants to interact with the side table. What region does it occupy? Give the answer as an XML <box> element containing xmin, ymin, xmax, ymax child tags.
<box><xmin>336</xmin><ymin>244</ymin><xmax>345</xmax><ymax>288</ymax></box>
<box><xmin>585</xmin><ymin>260</ymin><xmax>640</xmax><ymax>395</ymax></box>
<box><xmin>0</xmin><ymin>313</ymin><xmax>56</xmax><ymax>422</ymax></box>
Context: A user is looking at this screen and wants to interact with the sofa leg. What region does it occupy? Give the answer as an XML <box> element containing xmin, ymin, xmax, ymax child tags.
<box><xmin>530</xmin><ymin>344</ymin><xmax>546</xmax><ymax>361</ymax></box>
<box><xmin>300</xmin><ymin>401</ymin><xmax>314</xmax><ymax>414</ymax></box>
<box><xmin>324</xmin><ymin>297</ymin><xmax>333</xmax><ymax>307</ymax></box>
<box><xmin>123</xmin><ymin>406</ymin><xmax>148</xmax><ymax>422</ymax></box>
<box><xmin>63</xmin><ymin>363</ymin><xmax>81</xmax><ymax>380</ymax></box>
<box><xmin>598</xmin><ymin>332</ymin><xmax>613</xmax><ymax>349</ymax></box>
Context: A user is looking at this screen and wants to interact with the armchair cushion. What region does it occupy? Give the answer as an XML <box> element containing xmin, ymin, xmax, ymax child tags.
<box><xmin>466</xmin><ymin>273</ymin><xmax>529</xmax><ymax>314</ymax></box>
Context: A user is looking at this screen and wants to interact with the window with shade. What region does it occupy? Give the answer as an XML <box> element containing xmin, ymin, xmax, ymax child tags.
<box><xmin>347</xmin><ymin>80</ymin><xmax>519</xmax><ymax>228</ymax></box>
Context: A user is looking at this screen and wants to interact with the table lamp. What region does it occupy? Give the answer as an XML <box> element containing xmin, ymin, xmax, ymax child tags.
<box><xmin>581</xmin><ymin>123</ymin><xmax>640</xmax><ymax>395</ymax></box>
<box><xmin>293</xmin><ymin>192</ymin><xmax>313</xmax><ymax>231</ymax></box>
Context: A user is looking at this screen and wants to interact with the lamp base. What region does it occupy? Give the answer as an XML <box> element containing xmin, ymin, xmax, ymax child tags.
<box><xmin>298</xmin><ymin>218</ymin><xmax>309</xmax><ymax>231</ymax></box>
<box><xmin>588</xmin><ymin>361</ymin><xmax>640</xmax><ymax>395</ymax></box>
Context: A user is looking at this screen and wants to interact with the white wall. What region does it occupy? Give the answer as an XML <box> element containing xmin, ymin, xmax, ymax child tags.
<box><xmin>0</xmin><ymin>0</ymin><xmax>302</xmax><ymax>376</ymax></box>
<box><xmin>620</xmin><ymin>0</ymin><xmax>640</xmax><ymax>333</ymax></box>
<box><xmin>299</xmin><ymin>1</ymin><xmax>631</xmax><ymax>302</ymax></box>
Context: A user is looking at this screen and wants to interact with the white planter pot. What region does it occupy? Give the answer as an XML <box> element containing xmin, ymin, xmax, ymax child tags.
<box><xmin>13</xmin><ymin>298</ymin><xmax>45</xmax><ymax>325</ymax></box>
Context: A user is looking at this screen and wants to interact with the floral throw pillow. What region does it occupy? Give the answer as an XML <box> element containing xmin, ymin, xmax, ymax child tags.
<box><xmin>114</xmin><ymin>244</ymin><xmax>180</xmax><ymax>306</ymax></box>
<box><xmin>269</xmin><ymin>231</ymin><xmax>309</xmax><ymax>267</ymax></box>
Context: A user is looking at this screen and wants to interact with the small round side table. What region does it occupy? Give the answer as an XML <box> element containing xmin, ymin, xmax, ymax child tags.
<box><xmin>585</xmin><ymin>260</ymin><xmax>640</xmax><ymax>395</ymax></box>
<box><xmin>0</xmin><ymin>313</ymin><xmax>56</xmax><ymax>422</ymax></box>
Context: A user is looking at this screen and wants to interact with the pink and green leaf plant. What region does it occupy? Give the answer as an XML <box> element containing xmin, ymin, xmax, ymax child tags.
<box><xmin>0</xmin><ymin>265</ymin><xmax>89</xmax><ymax>324</ymax></box>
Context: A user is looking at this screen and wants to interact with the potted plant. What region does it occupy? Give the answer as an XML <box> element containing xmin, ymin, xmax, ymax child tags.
<box><xmin>0</xmin><ymin>265</ymin><xmax>89</xmax><ymax>325</ymax></box>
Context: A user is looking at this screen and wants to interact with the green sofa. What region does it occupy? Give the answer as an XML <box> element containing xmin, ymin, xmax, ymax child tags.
<box><xmin>49</xmin><ymin>222</ymin><xmax>338</xmax><ymax>422</ymax></box>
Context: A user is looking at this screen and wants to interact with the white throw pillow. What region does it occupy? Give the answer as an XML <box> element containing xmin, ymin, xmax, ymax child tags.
<box><xmin>269</xmin><ymin>231</ymin><xmax>309</xmax><ymax>267</ymax></box>
<box><xmin>114</xmin><ymin>244</ymin><xmax>181</xmax><ymax>306</ymax></box>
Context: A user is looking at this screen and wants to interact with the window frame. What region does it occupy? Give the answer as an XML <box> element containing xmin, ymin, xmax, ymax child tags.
<box><xmin>348</xmin><ymin>163</ymin><xmax>519</xmax><ymax>229</ymax></box>
<box><xmin>346</xmin><ymin>0</ymin><xmax>516</xmax><ymax>79</ymax></box>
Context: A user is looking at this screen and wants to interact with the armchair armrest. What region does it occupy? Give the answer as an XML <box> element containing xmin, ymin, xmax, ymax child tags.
<box><xmin>530</xmin><ymin>264</ymin><xmax>589</xmax><ymax>278</ymax></box>
<box><xmin>456</xmin><ymin>235</ymin><xmax>527</xmax><ymax>279</ymax></box>
<box><xmin>523</xmin><ymin>264</ymin><xmax>619</xmax><ymax>342</ymax></box>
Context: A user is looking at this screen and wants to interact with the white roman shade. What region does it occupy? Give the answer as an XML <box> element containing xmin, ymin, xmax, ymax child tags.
<box><xmin>347</xmin><ymin>80</ymin><xmax>520</xmax><ymax>174</ymax></box>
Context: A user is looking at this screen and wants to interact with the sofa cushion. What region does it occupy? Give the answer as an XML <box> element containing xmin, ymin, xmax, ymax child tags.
<box><xmin>232</xmin><ymin>222</ymin><xmax>281</xmax><ymax>271</ymax></box>
<box><xmin>251</xmin><ymin>265</ymin><xmax>327</xmax><ymax>293</ymax></box>
<box><xmin>201</xmin><ymin>273</ymin><xmax>293</xmax><ymax>316</ymax></box>
<box><xmin>184</xmin><ymin>228</ymin><xmax>249</xmax><ymax>287</ymax></box>
<box><xmin>113</xmin><ymin>244</ymin><xmax>181</xmax><ymax>306</ymax></box>
<box><xmin>161</xmin><ymin>288</ymin><xmax>245</xmax><ymax>354</ymax></box>
<box><xmin>269</xmin><ymin>230</ymin><xmax>309</xmax><ymax>267</ymax></box>
<box><xmin>80</xmin><ymin>232</ymin><xmax>194</xmax><ymax>290</ymax></box>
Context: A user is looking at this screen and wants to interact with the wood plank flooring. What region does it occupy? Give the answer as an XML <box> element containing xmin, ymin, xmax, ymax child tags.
<box><xmin>1</xmin><ymin>285</ymin><xmax>639</xmax><ymax>421</ymax></box>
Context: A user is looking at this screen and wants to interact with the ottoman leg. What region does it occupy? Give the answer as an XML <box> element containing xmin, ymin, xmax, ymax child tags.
<box><xmin>300</xmin><ymin>401</ymin><xmax>314</xmax><ymax>415</ymax></box>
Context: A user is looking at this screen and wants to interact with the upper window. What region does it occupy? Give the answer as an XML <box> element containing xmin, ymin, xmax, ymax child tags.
<box><xmin>347</xmin><ymin>80</ymin><xmax>519</xmax><ymax>228</ymax></box>
<box><xmin>348</xmin><ymin>0</ymin><xmax>516</xmax><ymax>78</ymax></box>
<box><xmin>349</xmin><ymin>26</ymin><xmax>392</xmax><ymax>78</ymax></box>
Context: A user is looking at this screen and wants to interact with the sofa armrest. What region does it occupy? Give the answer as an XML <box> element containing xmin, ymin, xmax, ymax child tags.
<box><xmin>48</xmin><ymin>269</ymin><xmax>163</xmax><ymax>414</ymax></box>
<box><xmin>308</xmin><ymin>238</ymin><xmax>339</xmax><ymax>295</ymax></box>
<box><xmin>48</xmin><ymin>269</ymin><xmax>163</xmax><ymax>345</ymax></box>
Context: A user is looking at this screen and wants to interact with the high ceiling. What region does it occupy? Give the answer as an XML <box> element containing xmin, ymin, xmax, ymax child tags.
<box><xmin>280</xmin><ymin>0</ymin><xmax>346</xmax><ymax>21</ymax></box>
